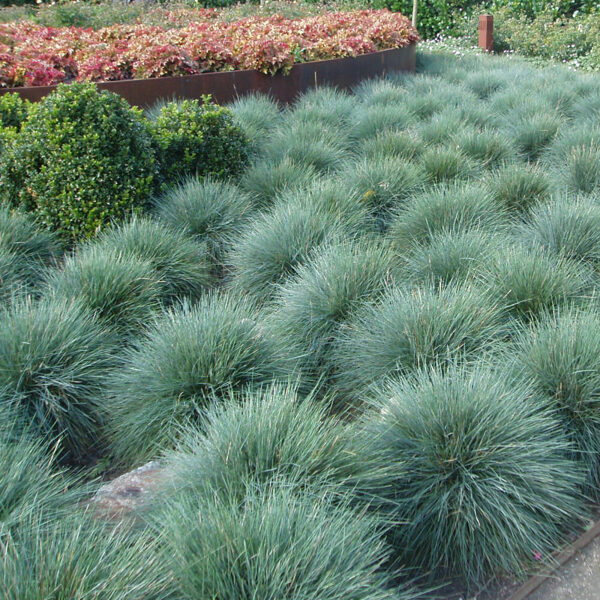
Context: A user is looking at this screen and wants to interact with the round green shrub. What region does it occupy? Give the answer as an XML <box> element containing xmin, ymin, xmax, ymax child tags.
<box><xmin>0</xmin><ymin>82</ymin><xmax>157</xmax><ymax>245</ymax></box>
<box><xmin>148</xmin><ymin>96</ymin><xmax>249</xmax><ymax>184</ymax></box>
<box><xmin>481</xmin><ymin>244</ymin><xmax>593</xmax><ymax>322</ymax></box>
<box><xmin>485</xmin><ymin>163</ymin><xmax>553</xmax><ymax>213</ymax></box>
<box><xmin>512</xmin><ymin>309</ymin><xmax>600</xmax><ymax>494</ymax></box>
<box><xmin>227</xmin><ymin>198</ymin><xmax>353</xmax><ymax>302</ymax></box>
<box><xmin>46</xmin><ymin>245</ymin><xmax>162</xmax><ymax>337</ymax></box>
<box><xmin>0</xmin><ymin>93</ymin><xmax>29</xmax><ymax>131</ymax></box>
<box><xmin>107</xmin><ymin>293</ymin><xmax>286</xmax><ymax>465</ymax></box>
<box><xmin>388</xmin><ymin>182</ymin><xmax>507</xmax><ymax>251</ymax></box>
<box><xmin>162</xmin><ymin>383</ymin><xmax>361</xmax><ymax>504</ymax></box>
<box><xmin>156</xmin><ymin>484</ymin><xmax>406</xmax><ymax>600</ymax></box>
<box><xmin>357</xmin><ymin>363</ymin><xmax>586</xmax><ymax>586</ymax></box>
<box><xmin>333</xmin><ymin>284</ymin><xmax>502</xmax><ymax>402</ymax></box>
<box><xmin>95</xmin><ymin>216</ymin><xmax>214</xmax><ymax>304</ymax></box>
<box><xmin>153</xmin><ymin>176</ymin><xmax>252</xmax><ymax>269</ymax></box>
<box><xmin>0</xmin><ymin>296</ymin><xmax>115</xmax><ymax>462</ymax></box>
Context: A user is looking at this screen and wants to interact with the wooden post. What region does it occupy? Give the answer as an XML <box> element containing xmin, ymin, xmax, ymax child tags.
<box><xmin>412</xmin><ymin>0</ymin><xmax>418</xmax><ymax>28</ymax></box>
<box><xmin>478</xmin><ymin>14</ymin><xmax>493</xmax><ymax>53</ymax></box>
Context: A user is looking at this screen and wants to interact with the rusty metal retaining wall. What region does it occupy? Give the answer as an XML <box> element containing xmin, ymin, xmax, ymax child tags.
<box><xmin>0</xmin><ymin>44</ymin><xmax>416</xmax><ymax>107</ymax></box>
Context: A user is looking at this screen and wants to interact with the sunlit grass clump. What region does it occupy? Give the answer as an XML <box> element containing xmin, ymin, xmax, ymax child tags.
<box><xmin>162</xmin><ymin>383</ymin><xmax>359</xmax><ymax>504</ymax></box>
<box><xmin>0</xmin><ymin>296</ymin><xmax>115</xmax><ymax>462</ymax></box>
<box><xmin>107</xmin><ymin>292</ymin><xmax>285</xmax><ymax>465</ymax></box>
<box><xmin>333</xmin><ymin>284</ymin><xmax>502</xmax><ymax>402</ymax></box>
<box><xmin>156</xmin><ymin>485</ymin><xmax>406</xmax><ymax>600</ymax></box>
<box><xmin>357</xmin><ymin>364</ymin><xmax>585</xmax><ymax>586</ymax></box>
<box><xmin>511</xmin><ymin>309</ymin><xmax>600</xmax><ymax>494</ymax></box>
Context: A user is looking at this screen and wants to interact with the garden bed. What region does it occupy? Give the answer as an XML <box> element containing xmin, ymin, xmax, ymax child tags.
<box><xmin>0</xmin><ymin>44</ymin><xmax>416</xmax><ymax>106</ymax></box>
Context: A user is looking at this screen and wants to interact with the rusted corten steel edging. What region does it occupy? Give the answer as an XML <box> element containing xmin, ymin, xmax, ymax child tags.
<box><xmin>0</xmin><ymin>44</ymin><xmax>416</xmax><ymax>107</ymax></box>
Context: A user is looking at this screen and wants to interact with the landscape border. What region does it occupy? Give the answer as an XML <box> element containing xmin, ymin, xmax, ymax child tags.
<box><xmin>0</xmin><ymin>44</ymin><xmax>416</xmax><ymax>107</ymax></box>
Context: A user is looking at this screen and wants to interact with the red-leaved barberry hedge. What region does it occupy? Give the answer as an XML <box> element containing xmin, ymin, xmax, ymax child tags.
<box><xmin>0</xmin><ymin>9</ymin><xmax>419</xmax><ymax>87</ymax></box>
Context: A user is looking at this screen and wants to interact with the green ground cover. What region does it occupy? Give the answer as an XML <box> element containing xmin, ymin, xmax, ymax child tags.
<box><xmin>2</xmin><ymin>45</ymin><xmax>600</xmax><ymax>598</ymax></box>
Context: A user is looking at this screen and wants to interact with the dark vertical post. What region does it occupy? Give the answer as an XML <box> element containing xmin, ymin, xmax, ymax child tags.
<box><xmin>478</xmin><ymin>14</ymin><xmax>494</xmax><ymax>53</ymax></box>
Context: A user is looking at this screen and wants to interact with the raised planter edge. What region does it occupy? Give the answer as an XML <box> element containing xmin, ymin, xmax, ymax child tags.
<box><xmin>0</xmin><ymin>44</ymin><xmax>416</xmax><ymax>107</ymax></box>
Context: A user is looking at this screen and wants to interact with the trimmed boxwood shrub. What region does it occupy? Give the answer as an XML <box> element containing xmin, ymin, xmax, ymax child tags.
<box><xmin>0</xmin><ymin>93</ymin><xmax>29</xmax><ymax>131</ymax></box>
<box><xmin>148</xmin><ymin>96</ymin><xmax>250</xmax><ymax>184</ymax></box>
<box><xmin>356</xmin><ymin>363</ymin><xmax>586</xmax><ymax>586</ymax></box>
<box><xmin>0</xmin><ymin>296</ymin><xmax>116</xmax><ymax>462</ymax></box>
<box><xmin>0</xmin><ymin>82</ymin><xmax>157</xmax><ymax>245</ymax></box>
<box><xmin>107</xmin><ymin>292</ymin><xmax>287</xmax><ymax>465</ymax></box>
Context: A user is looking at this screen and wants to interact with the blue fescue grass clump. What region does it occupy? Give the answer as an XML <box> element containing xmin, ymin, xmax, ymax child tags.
<box><xmin>262</xmin><ymin>120</ymin><xmax>349</xmax><ymax>174</ymax></box>
<box><xmin>485</xmin><ymin>163</ymin><xmax>553</xmax><ymax>213</ymax></box>
<box><xmin>356</xmin><ymin>363</ymin><xmax>586</xmax><ymax>587</ymax></box>
<box><xmin>291</xmin><ymin>86</ymin><xmax>357</xmax><ymax>129</ymax></box>
<box><xmin>0</xmin><ymin>296</ymin><xmax>115</xmax><ymax>462</ymax></box>
<box><xmin>95</xmin><ymin>216</ymin><xmax>214</xmax><ymax>304</ymax></box>
<box><xmin>416</xmin><ymin>110</ymin><xmax>467</xmax><ymax>147</ymax></box>
<box><xmin>358</xmin><ymin>129</ymin><xmax>422</xmax><ymax>162</ymax></box>
<box><xmin>505</xmin><ymin>112</ymin><xmax>562</xmax><ymax>161</ymax></box>
<box><xmin>452</xmin><ymin>127</ymin><xmax>515</xmax><ymax>168</ymax></box>
<box><xmin>227</xmin><ymin>198</ymin><xmax>353</xmax><ymax>302</ymax></box>
<box><xmin>239</xmin><ymin>157</ymin><xmax>318</xmax><ymax>208</ymax></box>
<box><xmin>45</xmin><ymin>245</ymin><xmax>162</xmax><ymax>338</ymax></box>
<box><xmin>161</xmin><ymin>383</ymin><xmax>360</xmax><ymax>504</ymax></box>
<box><xmin>419</xmin><ymin>145</ymin><xmax>480</xmax><ymax>183</ymax></box>
<box><xmin>520</xmin><ymin>195</ymin><xmax>600</xmax><ymax>264</ymax></box>
<box><xmin>268</xmin><ymin>241</ymin><xmax>399</xmax><ymax>394</ymax></box>
<box><xmin>153</xmin><ymin>176</ymin><xmax>253</xmax><ymax>269</ymax></box>
<box><xmin>227</xmin><ymin>92</ymin><xmax>282</xmax><ymax>153</ymax></box>
<box><xmin>333</xmin><ymin>284</ymin><xmax>503</xmax><ymax>403</ymax></box>
<box><xmin>480</xmin><ymin>244</ymin><xmax>593</xmax><ymax>322</ymax></box>
<box><xmin>107</xmin><ymin>292</ymin><xmax>286</xmax><ymax>465</ymax></box>
<box><xmin>402</xmin><ymin>228</ymin><xmax>499</xmax><ymax>287</ymax></box>
<box><xmin>388</xmin><ymin>182</ymin><xmax>507</xmax><ymax>251</ymax></box>
<box><xmin>350</xmin><ymin>104</ymin><xmax>416</xmax><ymax>141</ymax></box>
<box><xmin>353</xmin><ymin>77</ymin><xmax>408</xmax><ymax>107</ymax></box>
<box><xmin>511</xmin><ymin>309</ymin><xmax>600</xmax><ymax>495</ymax></box>
<box><xmin>155</xmin><ymin>485</ymin><xmax>408</xmax><ymax>600</ymax></box>
<box><xmin>2</xmin><ymin>511</ymin><xmax>169</xmax><ymax>600</ymax></box>
<box><xmin>0</xmin><ymin>421</ymin><xmax>74</xmax><ymax>532</ymax></box>
<box><xmin>0</xmin><ymin>249</ymin><xmax>36</xmax><ymax>305</ymax></box>
<box><xmin>339</xmin><ymin>156</ymin><xmax>427</xmax><ymax>227</ymax></box>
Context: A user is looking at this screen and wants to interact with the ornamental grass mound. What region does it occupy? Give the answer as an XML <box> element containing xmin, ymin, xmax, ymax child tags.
<box><xmin>155</xmin><ymin>485</ymin><xmax>408</xmax><ymax>600</ymax></box>
<box><xmin>95</xmin><ymin>216</ymin><xmax>214</xmax><ymax>304</ymax></box>
<box><xmin>162</xmin><ymin>383</ymin><xmax>361</xmax><ymax>505</ymax></box>
<box><xmin>45</xmin><ymin>245</ymin><xmax>162</xmax><ymax>338</ymax></box>
<box><xmin>0</xmin><ymin>296</ymin><xmax>115</xmax><ymax>463</ymax></box>
<box><xmin>511</xmin><ymin>309</ymin><xmax>600</xmax><ymax>495</ymax></box>
<box><xmin>107</xmin><ymin>292</ymin><xmax>286</xmax><ymax>466</ymax></box>
<box><xmin>153</xmin><ymin>176</ymin><xmax>252</xmax><ymax>271</ymax></box>
<box><xmin>333</xmin><ymin>284</ymin><xmax>503</xmax><ymax>403</ymax></box>
<box><xmin>356</xmin><ymin>364</ymin><xmax>586</xmax><ymax>587</ymax></box>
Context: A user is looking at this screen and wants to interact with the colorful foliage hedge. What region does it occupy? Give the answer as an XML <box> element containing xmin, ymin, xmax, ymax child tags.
<box><xmin>0</xmin><ymin>10</ymin><xmax>419</xmax><ymax>87</ymax></box>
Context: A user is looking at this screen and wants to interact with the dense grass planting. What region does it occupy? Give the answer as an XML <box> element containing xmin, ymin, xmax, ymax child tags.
<box><xmin>4</xmin><ymin>47</ymin><xmax>600</xmax><ymax>598</ymax></box>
